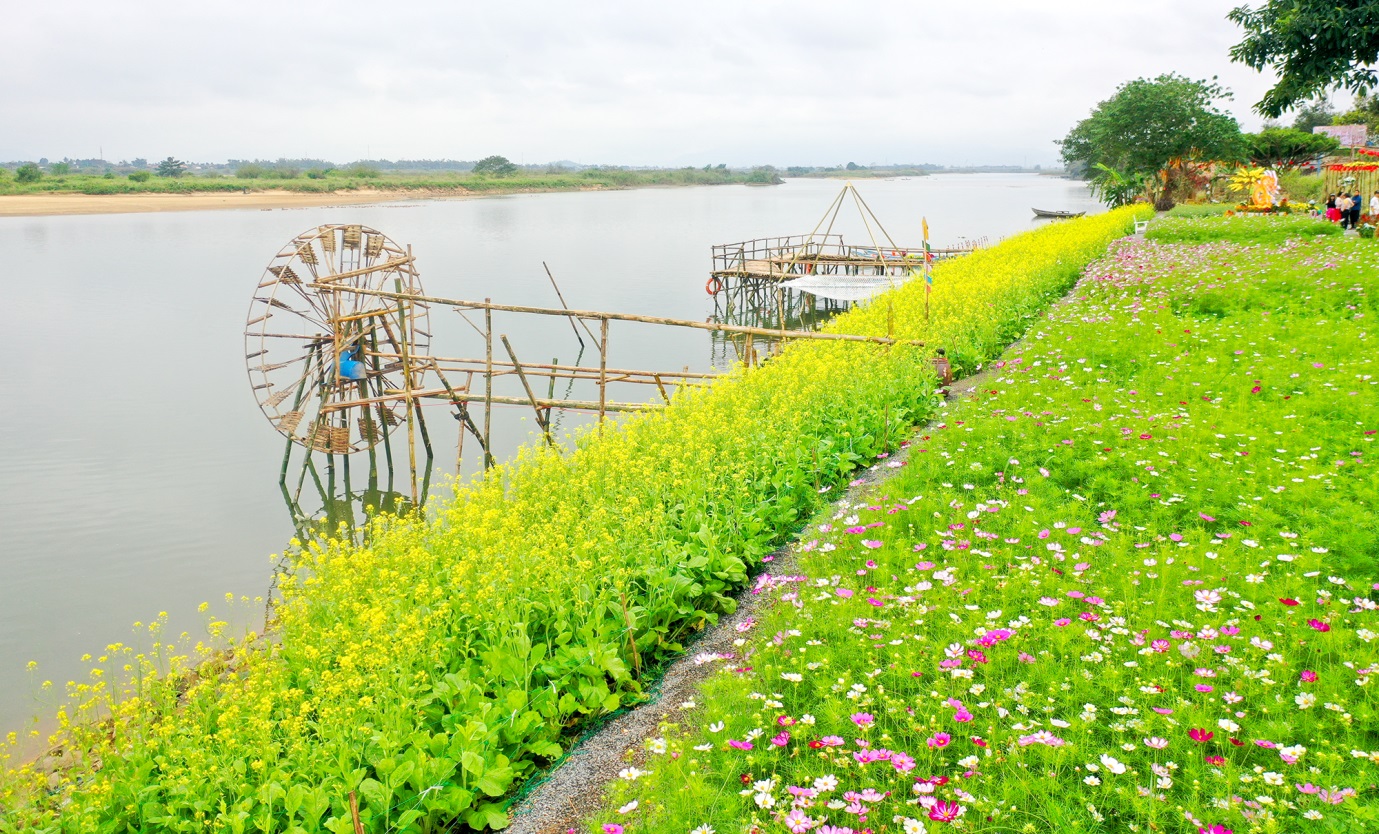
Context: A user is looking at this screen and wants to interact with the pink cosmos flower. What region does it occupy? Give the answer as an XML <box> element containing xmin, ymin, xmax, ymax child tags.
<box><xmin>835</xmin><ymin>588</ymin><xmax>854</xmax><ymax>599</ymax></box>
<box><xmin>928</xmin><ymin>800</ymin><xmax>964</xmax><ymax>822</ymax></box>
<box><xmin>851</xmin><ymin>713</ymin><xmax>875</xmax><ymax>729</ymax></box>
<box><xmin>1189</xmin><ymin>728</ymin><xmax>1214</xmax><ymax>742</ymax></box>
<box><xmin>1144</xmin><ymin>736</ymin><xmax>1169</xmax><ymax>749</ymax></box>
<box><xmin>771</xmin><ymin>731</ymin><xmax>791</xmax><ymax>747</ymax></box>
<box><xmin>862</xmin><ymin>540</ymin><xmax>883</xmax><ymax>549</ymax></box>
<box><xmin>927</xmin><ymin>732</ymin><xmax>952</xmax><ymax>749</ymax></box>
<box><xmin>783</xmin><ymin>810</ymin><xmax>814</xmax><ymax>833</ymax></box>
<box><xmin>891</xmin><ymin>752</ymin><xmax>916</xmax><ymax>772</ymax></box>
<box><xmin>1307</xmin><ymin>619</ymin><xmax>1331</xmax><ymax>632</ymax></box>
<box><xmin>819</xmin><ymin>736</ymin><xmax>845</xmax><ymax>747</ymax></box>
<box><xmin>1198</xmin><ymin>826</ymin><xmax>1232</xmax><ymax>834</ymax></box>
<box><xmin>728</xmin><ymin>739</ymin><xmax>753</xmax><ymax>750</ymax></box>
<box><xmin>1300</xmin><ymin>670</ymin><xmax>1318</xmax><ymax>683</ymax></box>
<box><xmin>602</xmin><ymin>825</ymin><xmax>624</xmax><ymax>834</ymax></box>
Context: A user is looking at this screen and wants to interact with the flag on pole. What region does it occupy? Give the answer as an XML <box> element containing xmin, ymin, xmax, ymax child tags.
<box><xmin>922</xmin><ymin>216</ymin><xmax>933</xmax><ymax>286</ymax></box>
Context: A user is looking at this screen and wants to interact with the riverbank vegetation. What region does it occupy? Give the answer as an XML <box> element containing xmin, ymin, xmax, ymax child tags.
<box><xmin>583</xmin><ymin>214</ymin><xmax>1379</xmax><ymax>834</ymax></box>
<box><xmin>0</xmin><ymin>208</ymin><xmax>1147</xmax><ymax>832</ymax></box>
<box><xmin>0</xmin><ymin>162</ymin><xmax>784</xmax><ymax>197</ymax></box>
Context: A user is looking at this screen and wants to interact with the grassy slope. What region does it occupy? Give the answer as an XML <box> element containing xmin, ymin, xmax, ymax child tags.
<box><xmin>586</xmin><ymin>220</ymin><xmax>1379</xmax><ymax>834</ymax></box>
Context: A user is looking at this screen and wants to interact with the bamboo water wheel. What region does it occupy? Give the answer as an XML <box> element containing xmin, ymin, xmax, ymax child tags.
<box><xmin>245</xmin><ymin>224</ymin><xmax>430</xmax><ymax>454</ymax></box>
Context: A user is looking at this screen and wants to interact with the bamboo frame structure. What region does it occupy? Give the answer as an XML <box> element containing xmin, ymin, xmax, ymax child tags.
<box><xmin>708</xmin><ymin>184</ymin><xmax>980</xmax><ymax>289</ymax></box>
<box><xmin>249</xmin><ymin>222</ymin><xmax>938</xmax><ymax>523</ymax></box>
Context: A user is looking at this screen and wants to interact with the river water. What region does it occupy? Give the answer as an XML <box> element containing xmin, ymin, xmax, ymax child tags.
<box><xmin>0</xmin><ymin>174</ymin><xmax>1098</xmax><ymax>736</ymax></box>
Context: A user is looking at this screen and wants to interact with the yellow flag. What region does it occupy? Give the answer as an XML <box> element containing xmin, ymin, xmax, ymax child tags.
<box><xmin>922</xmin><ymin>217</ymin><xmax>930</xmax><ymax>241</ymax></box>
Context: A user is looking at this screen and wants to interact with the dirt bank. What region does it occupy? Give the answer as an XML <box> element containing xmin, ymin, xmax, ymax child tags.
<box><xmin>0</xmin><ymin>189</ymin><xmax>431</xmax><ymax>218</ymax></box>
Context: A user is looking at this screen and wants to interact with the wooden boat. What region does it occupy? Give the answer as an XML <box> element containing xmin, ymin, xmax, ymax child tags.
<box><xmin>1032</xmin><ymin>208</ymin><xmax>1086</xmax><ymax>219</ymax></box>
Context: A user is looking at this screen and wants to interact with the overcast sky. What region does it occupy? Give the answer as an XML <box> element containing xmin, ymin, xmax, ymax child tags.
<box><xmin>2</xmin><ymin>1</ymin><xmax>1304</xmax><ymax>167</ymax></box>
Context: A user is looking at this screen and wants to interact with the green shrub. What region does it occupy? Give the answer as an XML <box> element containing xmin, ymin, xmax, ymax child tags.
<box><xmin>1279</xmin><ymin>169</ymin><xmax>1325</xmax><ymax>203</ymax></box>
<box><xmin>127</xmin><ymin>171</ymin><xmax>150</xmax><ymax>182</ymax></box>
<box><xmin>15</xmin><ymin>163</ymin><xmax>41</xmax><ymax>183</ymax></box>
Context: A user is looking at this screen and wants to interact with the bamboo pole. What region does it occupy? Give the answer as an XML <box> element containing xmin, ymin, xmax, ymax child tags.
<box><xmin>500</xmin><ymin>334</ymin><xmax>553</xmax><ymax>446</ymax></box>
<box><xmin>396</xmin><ymin>275</ymin><xmax>418</xmax><ymax>505</ymax></box>
<box><xmin>324</xmin><ymin>388</ymin><xmax>656</xmax><ymax>412</ymax></box>
<box><xmin>543</xmin><ymin>261</ymin><xmax>589</xmax><ymax>349</ymax></box>
<box><xmin>484</xmin><ymin>300</ymin><xmax>493</xmax><ymax>470</ymax></box>
<box><xmin>312</xmin><ymin>255</ymin><xmax>414</xmax><ymax>286</ymax></box>
<box><xmin>362</xmin><ymin>351</ymin><xmax>717</xmax><ymax>380</ymax></box>
<box><xmin>308</xmin><ymin>284</ymin><xmax>925</xmax><ymax>348</ymax></box>
<box><xmin>598</xmin><ymin>317</ymin><xmax>608</xmax><ymax>427</ymax></box>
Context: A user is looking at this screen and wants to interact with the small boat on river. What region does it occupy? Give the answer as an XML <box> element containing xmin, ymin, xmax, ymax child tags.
<box><xmin>1031</xmin><ymin>208</ymin><xmax>1085</xmax><ymax>219</ymax></box>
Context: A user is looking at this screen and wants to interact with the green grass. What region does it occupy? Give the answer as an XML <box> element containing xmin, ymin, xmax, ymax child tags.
<box><xmin>1146</xmin><ymin>213</ymin><xmax>1342</xmax><ymax>245</ymax></box>
<box><xmin>1165</xmin><ymin>203</ymin><xmax>1233</xmax><ymax>218</ymax></box>
<box><xmin>583</xmin><ymin>216</ymin><xmax>1379</xmax><ymax>834</ymax></box>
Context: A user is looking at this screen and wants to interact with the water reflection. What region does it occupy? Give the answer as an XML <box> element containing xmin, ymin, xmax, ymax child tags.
<box><xmin>708</xmin><ymin>282</ymin><xmax>851</xmax><ymax>368</ymax></box>
<box><xmin>275</xmin><ymin>440</ymin><xmax>432</xmax><ymax>555</ymax></box>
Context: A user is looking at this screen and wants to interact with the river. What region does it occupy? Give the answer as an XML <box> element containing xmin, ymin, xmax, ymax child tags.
<box><xmin>0</xmin><ymin>173</ymin><xmax>1099</xmax><ymax>737</ymax></box>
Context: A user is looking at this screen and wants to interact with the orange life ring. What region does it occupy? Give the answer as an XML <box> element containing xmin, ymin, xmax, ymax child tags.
<box><xmin>706</xmin><ymin>277</ymin><xmax>723</xmax><ymax>296</ymax></box>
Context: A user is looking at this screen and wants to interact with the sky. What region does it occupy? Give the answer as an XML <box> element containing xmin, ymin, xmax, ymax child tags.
<box><xmin>1</xmin><ymin>0</ymin><xmax>1306</xmax><ymax>168</ymax></box>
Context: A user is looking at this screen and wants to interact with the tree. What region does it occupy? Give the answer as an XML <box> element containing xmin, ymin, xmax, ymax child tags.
<box><xmin>471</xmin><ymin>155</ymin><xmax>518</xmax><ymax>177</ymax></box>
<box><xmin>1291</xmin><ymin>99</ymin><xmax>1337</xmax><ymax>132</ymax></box>
<box><xmin>156</xmin><ymin>156</ymin><xmax>187</xmax><ymax>177</ymax></box>
<box><xmin>15</xmin><ymin>163</ymin><xmax>42</xmax><ymax>183</ymax></box>
<box><xmin>1245</xmin><ymin>128</ymin><xmax>1341</xmax><ymax>169</ymax></box>
<box><xmin>50</xmin><ymin>161</ymin><xmax>71</xmax><ymax>176</ymax></box>
<box><xmin>1332</xmin><ymin>92</ymin><xmax>1379</xmax><ymax>132</ymax></box>
<box><xmin>1059</xmin><ymin>74</ymin><xmax>1245</xmax><ymax>207</ymax></box>
<box><xmin>1229</xmin><ymin>0</ymin><xmax>1379</xmax><ymax>118</ymax></box>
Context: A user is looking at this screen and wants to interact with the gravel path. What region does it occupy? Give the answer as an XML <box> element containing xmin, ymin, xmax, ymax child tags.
<box><xmin>507</xmin><ymin>336</ymin><xmax>1042</xmax><ymax>833</ymax></box>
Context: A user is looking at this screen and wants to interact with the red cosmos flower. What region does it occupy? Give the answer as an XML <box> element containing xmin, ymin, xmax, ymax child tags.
<box><xmin>1229</xmin><ymin>738</ymin><xmax>1244</xmax><ymax>747</ymax></box>
<box><xmin>740</xmin><ymin>773</ymin><xmax>754</xmax><ymax>784</ymax></box>
<box><xmin>808</xmin><ymin>740</ymin><xmax>824</xmax><ymax>749</ymax></box>
<box><xmin>1279</xmin><ymin>598</ymin><xmax>1300</xmax><ymax>606</ymax></box>
<box><xmin>1205</xmin><ymin>755</ymin><xmax>1227</xmax><ymax>766</ymax></box>
<box><xmin>971</xmin><ymin>737</ymin><xmax>988</xmax><ymax>747</ymax></box>
<box><xmin>1189</xmin><ymin>728</ymin><xmax>1214</xmax><ymax>743</ymax></box>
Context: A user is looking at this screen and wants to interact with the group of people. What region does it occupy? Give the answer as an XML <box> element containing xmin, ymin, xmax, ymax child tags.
<box><xmin>1324</xmin><ymin>191</ymin><xmax>1378</xmax><ymax>229</ymax></box>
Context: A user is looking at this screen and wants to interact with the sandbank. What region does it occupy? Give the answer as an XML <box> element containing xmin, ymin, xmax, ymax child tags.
<box><xmin>0</xmin><ymin>189</ymin><xmax>435</xmax><ymax>218</ymax></box>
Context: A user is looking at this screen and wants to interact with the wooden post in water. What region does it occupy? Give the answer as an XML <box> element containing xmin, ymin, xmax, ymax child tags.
<box><xmin>501</xmin><ymin>334</ymin><xmax>553</xmax><ymax>446</ymax></box>
<box><xmin>484</xmin><ymin>300</ymin><xmax>493</xmax><ymax>468</ymax></box>
<box><xmin>598</xmin><ymin>317</ymin><xmax>609</xmax><ymax>427</ymax></box>
<box><xmin>395</xmin><ymin>275</ymin><xmax>419</xmax><ymax>505</ymax></box>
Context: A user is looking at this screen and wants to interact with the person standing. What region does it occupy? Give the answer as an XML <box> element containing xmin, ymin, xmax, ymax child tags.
<box><xmin>1326</xmin><ymin>194</ymin><xmax>1339</xmax><ymax>222</ymax></box>
<box><xmin>1371</xmin><ymin>190</ymin><xmax>1379</xmax><ymax>220</ymax></box>
<box><xmin>1352</xmin><ymin>192</ymin><xmax>1365</xmax><ymax>229</ymax></box>
<box><xmin>1337</xmin><ymin>192</ymin><xmax>1352</xmax><ymax>228</ymax></box>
